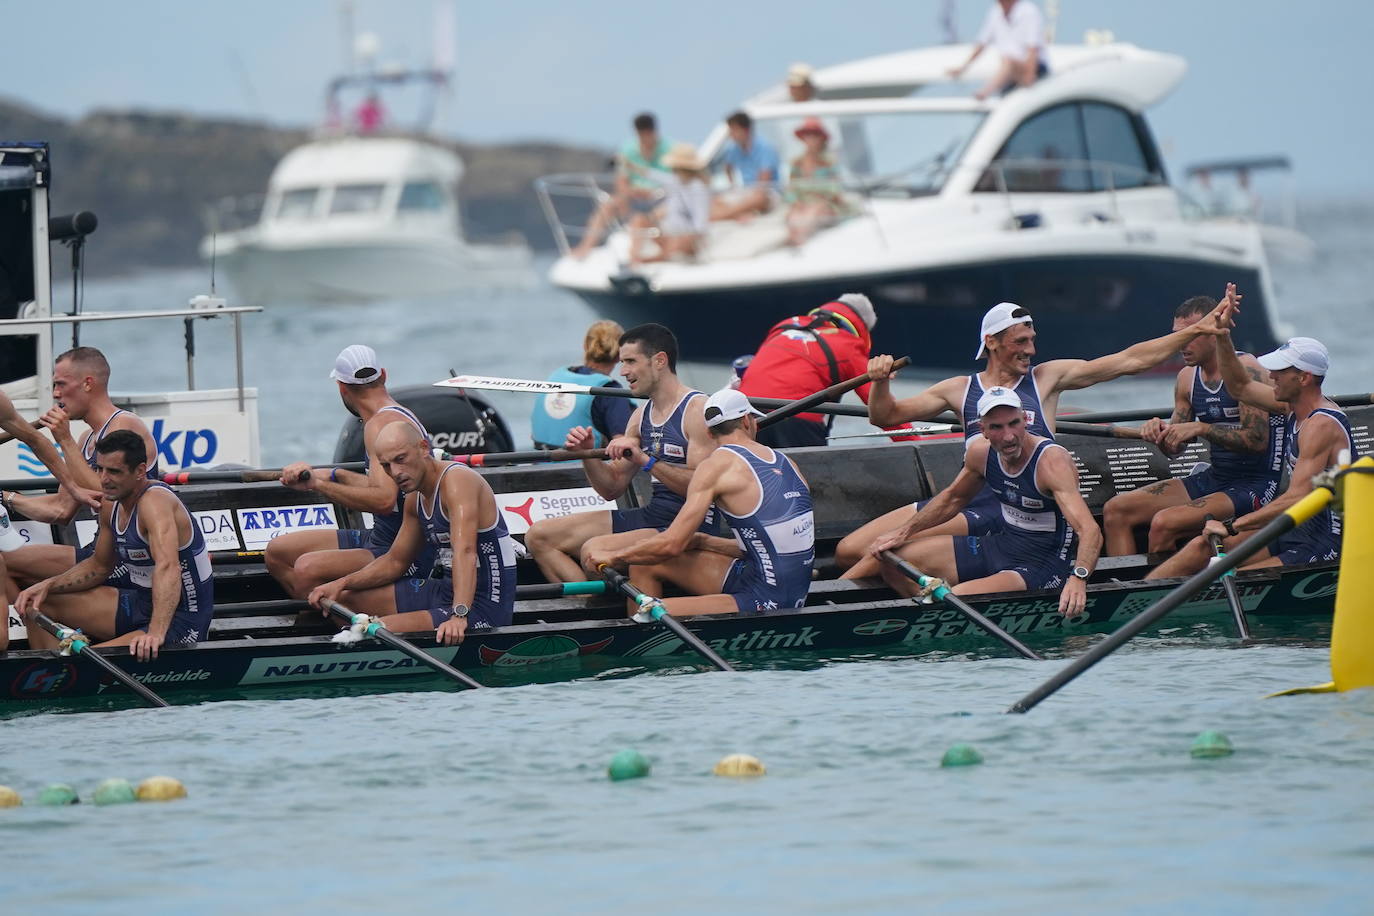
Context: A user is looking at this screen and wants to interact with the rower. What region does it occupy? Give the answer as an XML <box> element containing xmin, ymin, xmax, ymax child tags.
<box><xmin>1103</xmin><ymin>293</ymin><xmax>1285</xmax><ymax>555</ymax></box>
<box><xmin>582</xmin><ymin>388</ymin><xmax>815</xmax><ymax>615</ymax></box>
<box><xmin>3</xmin><ymin>347</ymin><xmax>159</xmax><ymax>592</ymax></box>
<box><xmin>15</xmin><ymin>430</ymin><xmax>214</xmax><ymax>661</ymax></box>
<box><xmin>837</xmin><ymin>295</ymin><xmax>1233</xmax><ymax>576</ymax></box>
<box><xmin>307</xmin><ymin>421</ymin><xmax>516</xmax><ymax>643</ymax></box>
<box><xmin>525</xmin><ymin>323</ymin><xmax>718</xmax><ymax>583</ymax></box>
<box><xmin>265</xmin><ymin>345</ymin><xmax>436</xmax><ymax>599</ymax></box>
<box><xmin>1149</xmin><ymin>318</ymin><xmax>1358</xmax><ymax>578</ymax></box>
<box><xmin>869</xmin><ymin>387</ymin><xmax>1103</xmax><ymax>618</ymax></box>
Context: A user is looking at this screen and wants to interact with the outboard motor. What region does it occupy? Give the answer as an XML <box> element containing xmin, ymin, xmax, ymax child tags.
<box><xmin>332</xmin><ymin>384</ymin><xmax>514</xmax><ymax>463</ymax></box>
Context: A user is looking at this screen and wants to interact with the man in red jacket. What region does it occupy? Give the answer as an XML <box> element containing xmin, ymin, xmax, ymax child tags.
<box><xmin>737</xmin><ymin>293</ymin><xmax>877</xmax><ymax>449</ymax></box>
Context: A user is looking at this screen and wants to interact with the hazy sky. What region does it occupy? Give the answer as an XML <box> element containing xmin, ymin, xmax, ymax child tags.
<box><xmin>2</xmin><ymin>0</ymin><xmax>1369</xmax><ymax>193</ymax></box>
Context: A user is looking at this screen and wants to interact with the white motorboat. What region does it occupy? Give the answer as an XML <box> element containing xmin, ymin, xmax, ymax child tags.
<box><xmin>202</xmin><ymin>70</ymin><xmax>532</xmax><ymax>305</ymax></box>
<box><xmin>539</xmin><ymin>40</ymin><xmax>1292</xmax><ymax>366</ymax></box>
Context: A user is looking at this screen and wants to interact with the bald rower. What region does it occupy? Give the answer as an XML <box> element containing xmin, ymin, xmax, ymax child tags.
<box><xmin>308</xmin><ymin>421</ymin><xmax>516</xmax><ymax>644</ymax></box>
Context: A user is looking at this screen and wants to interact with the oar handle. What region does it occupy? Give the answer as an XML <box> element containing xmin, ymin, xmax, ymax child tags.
<box><xmin>33</xmin><ymin>613</ymin><xmax>169</xmax><ymax>708</ymax></box>
<box><xmin>1204</xmin><ymin>517</ymin><xmax>1251</xmax><ymax>639</ymax></box>
<box><xmin>321</xmin><ymin>599</ymin><xmax>484</xmax><ymax>689</ymax></box>
<box><xmin>598</xmin><ymin>566</ymin><xmax>734</xmax><ymax>672</ymax></box>
<box><xmin>757</xmin><ymin>357</ymin><xmax>911</xmax><ymax>431</ymax></box>
<box><xmin>1055</xmin><ymin>420</ymin><xmax>1142</xmax><ymax>440</ymax></box>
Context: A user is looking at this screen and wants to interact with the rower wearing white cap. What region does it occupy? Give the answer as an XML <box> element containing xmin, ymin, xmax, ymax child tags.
<box><xmin>838</xmin><ymin>295</ymin><xmax>1233</xmax><ymax>576</ymax></box>
<box><xmin>264</xmin><ymin>344</ymin><xmax>436</xmax><ymax>600</ymax></box>
<box><xmin>582</xmin><ymin>389</ymin><xmax>815</xmax><ymax>616</ymax></box>
<box><xmin>869</xmin><ymin>387</ymin><xmax>1103</xmax><ymax>618</ymax></box>
<box><xmin>1150</xmin><ymin>295</ymin><xmax>1358</xmax><ymax>577</ymax></box>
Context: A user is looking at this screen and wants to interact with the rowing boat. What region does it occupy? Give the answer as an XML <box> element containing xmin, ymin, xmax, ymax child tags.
<box><xmin>3</xmin><ymin>405</ymin><xmax>1369</xmax><ymax>710</ymax></box>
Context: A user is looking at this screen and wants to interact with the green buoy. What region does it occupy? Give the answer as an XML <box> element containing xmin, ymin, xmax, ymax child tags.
<box><xmin>940</xmin><ymin>743</ymin><xmax>984</xmax><ymax>767</ymax></box>
<box><xmin>1190</xmin><ymin>730</ymin><xmax>1235</xmax><ymax>758</ymax></box>
<box><xmin>607</xmin><ymin>749</ymin><xmax>651</xmax><ymax>782</ymax></box>
<box><xmin>92</xmin><ymin>778</ymin><xmax>138</xmax><ymax>806</ymax></box>
<box><xmin>37</xmin><ymin>784</ymin><xmax>80</xmax><ymax>806</ymax></box>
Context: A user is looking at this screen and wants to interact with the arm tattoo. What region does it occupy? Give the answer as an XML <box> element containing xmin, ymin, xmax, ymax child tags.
<box><xmin>1203</xmin><ymin>404</ymin><xmax>1267</xmax><ymax>453</ymax></box>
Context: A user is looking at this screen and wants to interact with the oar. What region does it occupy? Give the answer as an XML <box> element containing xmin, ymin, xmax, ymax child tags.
<box><xmin>32</xmin><ymin>612</ymin><xmax>169</xmax><ymax>708</ymax></box>
<box><xmin>452</xmin><ymin>447</ymin><xmax>607</xmax><ymax>468</ymax></box>
<box><xmin>1055</xmin><ymin>393</ymin><xmax>1374</xmax><ymax>426</ymax></box>
<box><xmin>1054</xmin><ymin>421</ymin><xmax>1143</xmax><ymax>440</ymax></box>
<box><xmin>162</xmin><ymin>464</ymin><xmax>363</xmax><ymax>485</ymax></box>
<box><xmin>757</xmin><ymin>357</ymin><xmax>911</xmax><ymax>430</ymax></box>
<box><xmin>1007</xmin><ymin>485</ymin><xmax>1335</xmax><ymax>713</ymax></box>
<box><xmin>0</xmin><ymin>418</ymin><xmax>45</xmax><ymax>448</ymax></box>
<box><xmin>597</xmin><ymin>565</ymin><xmax>734</xmax><ymax>671</ymax></box>
<box><xmin>879</xmin><ymin>551</ymin><xmax>1042</xmax><ymax>660</ymax></box>
<box><xmin>434</xmin><ymin>374</ymin><xmax>870</xmax><ymax>418</ymax></box>
<box><xmin>828</xmin><ymin>424</ymin><xmax>956</xmax><ymax>439</ymax></box>
<box><xmin>1205</xmin><ymin>515</ymin><xmax>1251</xmax><ymax>640</ymax></box>
<box><xmin>320</xmin><ymin>599</ymin><xmax>484</xmax><ymax>690</ymax></box>
<box><xmin>516</xmin><ymin>580</ymin><xmax>608</xmax><ymax>599</ymax></box>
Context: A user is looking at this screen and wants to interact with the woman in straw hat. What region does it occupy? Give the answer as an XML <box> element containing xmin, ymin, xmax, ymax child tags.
<box><xmin>631</xmin><ymin>142</ymin><xmax>712</xmax><ymax>265</ymax></box>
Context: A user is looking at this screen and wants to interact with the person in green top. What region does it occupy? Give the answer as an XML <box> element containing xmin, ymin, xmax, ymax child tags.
<box><xmin>572</xmin><ymin>112</ymin><xmax>674</xmax><ymax>259</ymax></box>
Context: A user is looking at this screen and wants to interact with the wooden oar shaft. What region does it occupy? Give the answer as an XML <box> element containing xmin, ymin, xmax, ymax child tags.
<box><xmin>321</xmin><ymin>600</ymin><xmax>484</xmax><ymax>689</ymax></box>
<box><xmin>162</xmin><ymin>463</ymin><xmax>364</xmax><ymax>485</ymax></box>
<box><xmin>33</xmin><ymin>613</ymin><xmax>170</xmax><ymax>708</ymax></box>
<box><xmin>1054</xmin><ymin>421</ymin><xmax>1143</xmax><ymax>440</ymax></box>
<box><xmin>1006</xmin><ymin>487</ymin><xmax>1333</xmax><ymax>714</ymax></box>
<box><xmin>880</xmin><ymin>551</ymin><xmax>1042</xmax><ymax>660</ymax></box>
<box><xmin>1057</xmin><ymin>393</ymin><xmax>1372</xmax><ymax>426</ymax></box>
<box><xmin>598</xmin><ymin>566</ymin><xmax>734</xmax><ymax>672</ymax></box>
<box><xmin>1207</xmin><ymin>529</ymin><xmax>1251</xmax><ymax>640</ymax></box>
<box><xmin>454</xmin><ymin>448</ymin><xmax>607</xmax><ymax>468</ymax></box>
<box><xmin>757</xmin><ymin>357</ymin><xmax>911</xmax><ymax>430</ymax></box>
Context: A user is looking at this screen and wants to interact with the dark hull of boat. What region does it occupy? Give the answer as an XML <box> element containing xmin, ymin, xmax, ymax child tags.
<box><xmin>0</xmin><ymin>561</ymin><xmax>1337</xmax><ymax>708</ymax></box>
<box><xmin>575</xmin><ymin>256</ymin><xmax>1277</xmax><ymax>367</ymax></box>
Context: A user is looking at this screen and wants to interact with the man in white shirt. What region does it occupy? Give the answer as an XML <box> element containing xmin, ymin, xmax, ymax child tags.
<box><xmin>948</xmin><ymin>0</ymin><xmax>1048</xmax><ymax>100</ymax></box>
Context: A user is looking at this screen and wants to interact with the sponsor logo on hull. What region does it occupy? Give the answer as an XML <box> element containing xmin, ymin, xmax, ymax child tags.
<box><xmin>11</xmin><ymin>661</ymin><xmax>79</xmax><ymax>697</ymax></box>
<box><xmin>95</xmin><ymin>668</ymin><xmax>213</xmax><ymax>693</ymax></box>
<box><xmin>478</xmin><ymin>635</ymin><xmax>614</xmax><ymax>667</ymax></box>
<box><xmin>236</xmin><ymin>505</ymin><xmax>339</xmax><ymax>550</ymax></box>
<box><xmin>1290</xmin><ymin>571</ymin><xmax>1338</xmax><ymax>600</ymax></box>
<box><xmin>624</xmin><ymin>625</ymin><xmax>823</xmax><ymax>658</ymax></box>
<box><xmin>238</xmin><ymin>648</ymin><xmax>460</xmax><ymax>686</ymax></box>
<box><xmin>852</xmin><ymin>619</ymin><xmax>911</xmax><ymax>637</ymax></box>
<box><xmin>498</xmin><ymin>488</ymin><xmax>616</xmax><ymax>535</ymax></box>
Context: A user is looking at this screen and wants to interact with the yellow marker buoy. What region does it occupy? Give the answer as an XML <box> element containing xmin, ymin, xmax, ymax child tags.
<box><xmin>713</xmin><ymin>753</ymin><xmax>766</xmax><ymax>778</ymax></box>
<box><xmin>136</xmin><ymin>776</ymin><xmax>187</xmax><ymax>802</ymax></box>
<box><xmin>0</xmin><ymin>786</ymin><xmax>21</xmax><ymax>808</ymax></box>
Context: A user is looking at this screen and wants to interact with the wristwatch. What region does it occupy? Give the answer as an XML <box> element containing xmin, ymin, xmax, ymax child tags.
<box><xmin>1071</xmin><ymin>566</ymin><xmax>1090</xmax><ymax>581</ymax></box>
<box><xmin>450</xmin><ymin>604</ymin><xmax>470</xmax><ymax>619</ymax></box>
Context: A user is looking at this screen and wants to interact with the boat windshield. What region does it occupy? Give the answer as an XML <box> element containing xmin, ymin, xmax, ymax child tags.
<box><xmin>330</xmin><ymin>183</ymin><xmax>387</xmax><ymax>215</ymax></box>
<box><xmin>275</xmin><ymin>188</ymin><xmax>319</xmax><ymax>221</ymax></box>
<box><xmin>749</xmin><ymin>110</ymin><xmax>985</xmax><ymax>196</ymax></box>
<box><xmin>398</xmin><ymin>181</ymin><xmax>447</xmax><ymax>212</ymax></box>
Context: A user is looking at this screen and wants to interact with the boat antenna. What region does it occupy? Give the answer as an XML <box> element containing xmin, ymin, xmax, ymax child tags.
<box><xmin>209</xmin><ymin>230</ymin><xmax>218</xmax><ymax>295</ymax></box>
<box><xmin>939</xmin><ymin>0</ymin><xmax>957</xmax><ymax>44</ymax></box>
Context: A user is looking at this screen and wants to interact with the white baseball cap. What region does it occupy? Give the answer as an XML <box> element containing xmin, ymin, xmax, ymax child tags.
<box><xmin>0</xmin><ymin>503</ymin><xmax>25</xmax><ymax>550</ymax></box>
<box><xmin>975</xmin><ymin>302</ymin><xmax>1033</xmax><ymax>358</ymax></box>
<box><xmin>329</xmin><ymin>344</ymin><xmax>383</xmax><ymax>385</ymax></box>
<box><xmin>977</xmin><ymin>386</ymin><xmax>1023</xmax><ymax>418</ymax></box>
<box><xmin>787</xmin><ymin>62</ymin><xmax>814</xmax><ymax>86</ymax></box>
<box><xmin>1257</xmin><ymin>337</ymin><xmax>1329</xmax><ymax>376</ymax></box>
<box><xmin>704</xmin><ymin>388</ymin><xmax>765</xmax><ymax>428</ymax></box>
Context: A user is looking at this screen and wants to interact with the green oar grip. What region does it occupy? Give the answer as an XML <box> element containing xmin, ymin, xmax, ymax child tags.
<box><xmin>563</xmin><ymin>581</ymin><xmax>607</xmax><ymax>596</ymax></box>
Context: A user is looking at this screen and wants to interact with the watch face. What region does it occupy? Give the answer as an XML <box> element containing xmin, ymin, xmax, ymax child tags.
<box><xmin>1073</xmin><ymin>567</ymin><xmax>1090</xmax><ymax>579</ymax></box>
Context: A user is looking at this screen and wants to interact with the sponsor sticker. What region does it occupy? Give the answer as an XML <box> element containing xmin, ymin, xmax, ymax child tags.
<box><xmin>7</xmin><ymin>605</ymin><xmax>27</xmax><ymax>644</ymax></box>
<box><xmin>194</xmin><ymin>509</ymin><xmax>241</xmax><ymax>551</ymax></box>
<box><xmin>852</xmin><ymin>618</ymin><xmax>910</xmax><ymax>637</ymax></box>
<box><xmin>75</xmin><ymin>519</ymin><xmax>99</xmax><ymax>547</ymax></box>
<box><xmin>498</xmin><ymin>488</ymin><xmax>616</xmax><ymax>535</ymax></box>
<box><xmin>238</xmin><ymin>648</ymin><xmax>460</xmax><ymax>686</ymax></box>
<box><xmin>235</xmin><ymin>504</ymin><xmax>338</xmax><ymax>550</ymax></box>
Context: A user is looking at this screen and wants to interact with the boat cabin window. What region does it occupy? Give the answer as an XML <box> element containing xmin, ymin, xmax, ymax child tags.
<box><xmin>398</xmin><ymin>181</ymin><xmax>448</xmax><ymax>212</ymax></box>
<box><xmin>751</xmin><ymin>110</ymin><xmax>985</xmax><ymax>196</ymax></box>
<box><xmin>978</xmin><ymin>101</ymin><xmax>1164</xmax><ymax>193</ymax></box>
<box><xmin>329</xmin><ymin>183</ymin><xmax>386</xmax><ymax>215</ymax></box>
<box><xmin>275</xmin><ymin>188</ymin><xmax>320</xmax><ymax>221</ymax></box>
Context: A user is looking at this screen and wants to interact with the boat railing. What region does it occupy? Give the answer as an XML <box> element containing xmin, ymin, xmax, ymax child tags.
<box><xmin>0</xmin><ymin>304</ymin><xmax>263</xmax><ymax>413</ymax></box>
<box><xmin>969</xmin><ymin>157</ymin><xmax>1173</xmax><ymax>221</ymax></box>
<box><xmin>535</xmin><ymin>172</ymin><xmax>654</xmax><ymax>256</ymax></box>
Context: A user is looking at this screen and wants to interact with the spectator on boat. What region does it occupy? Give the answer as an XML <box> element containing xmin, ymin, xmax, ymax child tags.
<box><xmin>629</xmin><ymin>144</ymin><xmax>712</xmax><ymax>265</ymax></box>
<box><xmin>868</xmin><ymin>387</ymin><xmax>1101</xmax><ymax>618</ymax></box>
<box><xmin>531</xmin><ymin>319</ymin><xmax>635</xmax><ymax>450</ymax></box>
<box><xmin>787</xmin><ymin>63</ymin><xmax>817</xmax><ymax>102</ymax></box>
<box><xmin>264</xmin><ymin>345</ymin><xmax>436</xmax><ymax>601</ymax></box>
<box><xmin>15</xmin><ymin>430</ymin><xmax>215</xmax><ymax>660</ymax></box>
<box><xmin>355</xmin><ymin>92</ymin><xmax>386</xmax><ymax>133</ymax></box>
<box><xmin>572</xmin><ymin>112</ymin><xmax>674</xmax><ymax>259</ymax></box>
<box><xmin>737</xmin><ymin>294</ymin><xmax>879</xmax><ymax>449</ymax></box>
<box><xmin>308</xmin><ymin>421</ymin><xmax>516</xmax><ymax>643</ymax></box>
<box><xmin>582</xmin><ymin>388</ymin><xmax>814</xmax><ymax>616</ymax></box>
<box><xmin>525</xmin><ymin>323</ymin><xmax>719</xmax><ymax>584</ymax></box>
<box><xmin>1101</xmin><ymin>296</ymin><xmax>1285</xmax><ymax>556</ymax></box>
<box><xmin>835</xmin><ymin>295</ymin><xmax>1235</xmax><ymax>578</ymax></box>
<box><xmin>948</xmin><ymin>0</ymin><xmax>1048</xmax><ymax>100</ymax></box>
<box><xmin>2</xmin><ymin>347</ymin><xmax>155</xmax><ymax>596</ymax></box>
<box><xmin>1150</xmin><ymin>292</ymin><xmax>1359</xmax><ymax>579</ymax></box>
<box><xmin>710</xmin><ymin>111</ymin><xmax>781</xmax><ymax>222</ymax></box>
<box><xmin>785</xmin><ymin>118</ymin><xmax>851</xmax><ymax>247</ymax></box>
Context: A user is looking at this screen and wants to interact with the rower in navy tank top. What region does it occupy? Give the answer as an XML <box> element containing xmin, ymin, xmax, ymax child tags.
<box><xmin>111</xmin><ymin>481</ymin><xmax>215</xmax><ymax>646</ymax></box>
<box><xmin>401</xmin><ymin>462</ymin><xmax>517</xmax><ymax>628</ymax></box>
<box><xmin>1180</xmin><ymin>360</ymin><xmax>1286</xmax><ymax>515</ymax></box>
<box><xmin>1269</xmin><ymin>405</ymin><xmax>1357</xmax><ymax>565</ymax></box>
<box><xmin>75</xmin><ymin>410</ymin><xmax>160</xmax><ymax>583</ymax></box>
<box><xmin>717</xmin><ymin>444</ymin><xmax>815</xmax><ymax>613</ymax></box>
<box><xmin>611</xmin><ymin>389</ymin><xmax>719</xmax><ymax>534</ymax></box>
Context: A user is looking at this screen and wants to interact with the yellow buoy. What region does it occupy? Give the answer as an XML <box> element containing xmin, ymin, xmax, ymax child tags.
<box><xmin>0</xmin><ymin>786</ymin><xmax>21</xmax><ymax>808</ymax></box>
<box><xmin>135</xmin><ymin>776</ymin><xmax>187</xmax><ymax>802</ymax></box>
<box><xmin>713</xmin><ymin>753</ymin><xmax>766</xmax><ymax>778</ymax></box>
<box><xmin>1331</xmin><ymin>456</ymin><xmax>1374</xmax><ymax>691</ymax></box>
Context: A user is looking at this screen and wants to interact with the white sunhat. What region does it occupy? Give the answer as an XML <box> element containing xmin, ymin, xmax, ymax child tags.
<box><xmin>976</xmin><ymin>386</ymin><xmax>1023</xmax><ymax>418</ymax></box>
<box><xmin>704</xmin><ymin>388</ymin><xmax>765</xmax><ymax>428</ymax></box>
<box><xmin>975</xmin><ymin>302</ymin><xmax>1033</xmax><ymax>359</ymax></box>
<box><xmin>329</xmin><ymin>344</ymin><xmax>383</xmax><ymax>385</ymax></box>
<box><xmin>1257</xmin><ymin>337</ymin><xmax>1330</xmax><ymax>376</ymax></box>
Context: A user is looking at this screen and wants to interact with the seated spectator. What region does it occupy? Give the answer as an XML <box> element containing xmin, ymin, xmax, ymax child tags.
<box><xmin>710</xmin><ymin>111</ymin><xmax>781</xmax><ymax>222</ymax></box>
<box><xmin>573</xmin><ymin>112</ymin><xmax>673</xmax><ymax>259</ymax></box>
<box><xmin>784</xmin><ymin>118</ymin><xmax>850</xmax><ymax>247</ymax></box>
<box><xmin>787</xmin><ymin>63</ymin><xmax>817</xmax><ymax>102</ymax></box>
<box><xmin>630</xmin><ymin>144</ymin><xmax>711</xmax><ymax>265</ymax></box>
<box><xmin>947</xmin><ymin>0</ymin><xmax>1048</xmax><ymax>100</ymax></box>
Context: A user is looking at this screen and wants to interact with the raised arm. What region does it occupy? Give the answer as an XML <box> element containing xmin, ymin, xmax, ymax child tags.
<box><xmin>1037</xmin><ymin>447</ymin><xmax>1101</xmax><ymax>618</ymax></box>
<box><xmin>1216</xmin><ymin>334</ymin><xmax>1284</xmax><ymax>414</ymax></box>
<box><xmin>865</xmin><ymin>357</ymin><xmax>963</xmax><ymax>426</ymax></box>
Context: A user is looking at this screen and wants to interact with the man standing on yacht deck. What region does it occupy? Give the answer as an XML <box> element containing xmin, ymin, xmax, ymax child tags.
<box><xmin>948</xmin><ymin>0</ymin><xmax>1049</xmax><ymax>99</ymax></box>
<box><xmin>835</xmin><ymin>295</ymin><xmax>1235</xmax><ymax>577</ymax></box>
<box><xmin>525</xmin><ymin>323</ymin><xmax>719</xmax><ymax>584</ymax></box>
